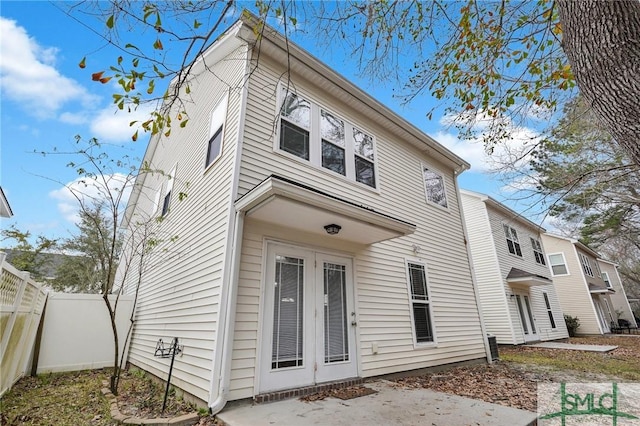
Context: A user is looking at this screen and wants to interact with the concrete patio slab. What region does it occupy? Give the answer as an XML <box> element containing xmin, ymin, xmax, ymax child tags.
<box><xmin>528</xmin><ymin>342</ymin><xmax>618</xmax><ymax>352</ymax></box>
<box><xmin>216</xmin><ymin>380</ymin><xmax>537</xmax><ymax>426</ymax></box>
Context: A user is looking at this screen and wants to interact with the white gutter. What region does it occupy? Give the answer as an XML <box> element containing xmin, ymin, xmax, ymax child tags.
<box><xmin>454</xmin><ymin>173</ymin><xmax>493</xmax><ymax>363</ymax></box>
<box><xmin>209</xmin><ymin>209</ymin><xmax>245</xmax><ymax>414</ymax></box>
<box><xmin>208</xmin><ymin>36</ymin><xmax>252</xmax><ymax>414</ymax></box>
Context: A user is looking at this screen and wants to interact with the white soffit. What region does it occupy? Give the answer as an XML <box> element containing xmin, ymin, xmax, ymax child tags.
<box><xmin>235</xmin><ymin>176</ymin><xmax>416</xmax><ymax>245</ymax></box>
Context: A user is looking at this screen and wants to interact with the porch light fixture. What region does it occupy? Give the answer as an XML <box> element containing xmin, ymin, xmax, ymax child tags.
<box><xmin>324</xmin><ymin>224</ymin><xmax>342</xmax><ymax>235</ymax></box>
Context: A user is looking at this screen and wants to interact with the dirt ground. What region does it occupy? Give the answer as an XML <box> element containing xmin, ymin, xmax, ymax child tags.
<box><xmin>2</xmin><ymin>336</ymin><xmax>638</xmax><ymax>424</ymax></box>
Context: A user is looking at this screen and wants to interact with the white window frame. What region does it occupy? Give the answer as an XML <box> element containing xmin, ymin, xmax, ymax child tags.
<box><xmin>404</xmin><ymin>258</ymin><xmax>437</xmax><ymax>347</ymax></box>
<box><xmin>421</xmin><ymin>164</ymin><xmax>449</xmax><ymax>209</ymax></box>
<box><xmin>602</xmin><ymin>271</ymin><xmax>612</xmax><ymax>289</ymax></box>
<box><xmin>548</xmin><ymin>252</ymin><xmax>570</xmax><ymax>276</ymax></box>
<box><xmin>161</xmin><ymin>164</ymin><xmax>177</xmax><ymax>217</ymax></box>
<box><xmin>578</xmin><ymin>252</ymin><xmax>594</xmax><ymax>277</ymax></box>
<box><xmin>503</xmin><ymin>224</ymin><xmax>523</xmax><ymax>257</ymax></box>
<box><xmin>530</xmin><ymin>237</ymin><xmax>546</xmax><ymax>265</ymax></box>
<box><xmin>275</xmin><ymin>83</ymin><xmax>379</xmax><ymax>191</ymax></box>
<box><xmin>204</xmin><ymin>95</ymin><xmax>228</xmax><ymax>172</ymax></box>
<box><xmin>594</xmin><ymin>260</ymin><xmax>602</xmax><ymax>278</ymax></box>
<box><xmin>542</xmin><ymin>292</ymin><xmax>557</xmax><ymax>329</ymax></box>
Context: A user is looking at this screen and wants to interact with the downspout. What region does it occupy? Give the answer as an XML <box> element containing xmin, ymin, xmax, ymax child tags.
<box><xmin>209</xmin><ymin>36</ymin><xmax>251</xmax><ymax>414</ymax></box>
<box><xmin>209</xmin><ymin>209</ymin><xmax>245</xmax><ymax>414</ymax></box>
<box><xmin>454</xmin><ymin>173</ymin><xmax>493</xmax><ymax>363</ymax></box>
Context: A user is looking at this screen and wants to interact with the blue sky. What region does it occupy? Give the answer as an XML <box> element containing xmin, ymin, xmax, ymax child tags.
<box><xmin>1</xmin><ymin>2</ymin><xmax>530</xmax><ymax>244</ymax></box>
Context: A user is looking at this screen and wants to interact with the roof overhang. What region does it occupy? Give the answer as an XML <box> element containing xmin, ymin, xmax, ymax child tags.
<box><xmin>506</xmin><ymin>268</ymin><xmax>552</xmax><ymax>287</ymax></box>
<box><xmin>0</xmin><ymin>187</ymin><xmax>13</xmax><ymax>218</ymax></box>
<box><xmin>589</xmin><ymin>283</ymin><xmax>615</xmax><ymax>294</ymax></box>
<box><xmin>235</xmin><ymin>175</ymin><xmax>416</xmax><ymax>245</ymax></box>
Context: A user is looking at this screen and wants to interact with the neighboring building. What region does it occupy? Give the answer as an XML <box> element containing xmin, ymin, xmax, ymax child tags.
<box><xmin>598</xmin><ymin>259</ymin><xmax>638</xmax><ymax>328</ymax></box>
<box><xmin>541</xmin><ymin>234</ymin><xmax>617</xmax><ymax>334</ymax></box>
<box><xmin>0</xmin><ymin>187</ymin><xmax>13</xmax><ymax>218</ymax></box>
<box><xmin>460</xmin><ymin>190</ymin><xmax>568</xmax><ymax>344</ymax></box>
<box><xmin>117</xmin><ymin>14</ymin><xmax>490</xmax><ymax>413</ymax></box>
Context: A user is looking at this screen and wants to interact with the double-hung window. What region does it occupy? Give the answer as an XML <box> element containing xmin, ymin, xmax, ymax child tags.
<box><xmin>578</xmin><ymin>253</ymin><xmax>594</xmax><ymax>277</ymax></box>
<box><xmin>530</xmin><ymin>238</ymin><xmax>546</xmax><ymax>265</ymax></box>
<box><xmin>422</xmin><ymin>167</ymin><xmax>448</xmax><ymax>208</ymax></box>
<box><xmin>504</xmin><ymin>225</ymin><xmax>522</xmax><ymax>257</ymax></box>
<box><xmin>406</xmin><ymin>261</ymin><xmax>435</xmax><ymax>344</ymax></box>
<box><xmin>548</xmin><ymin>253</ymin><xmax>568</xmax><ymax>276</ymax></box>
<box><xmin>205</xmin><ymin>95</ymin><xmax>228</xmax><ymax>170</ymax></box>
<box><xmin>602</xmin><ymin>271</ymin><xmax>612</xmax><ymax>289</ymax></box>
<box><xmin>542</xmin><ymin>292</ymin><xmax>557</xmax><ymax>329</ymax></box>
<box><xmin>278</xmin><ymin>86</ymin><xmax>377</xmax><ymax>189</ymax></box>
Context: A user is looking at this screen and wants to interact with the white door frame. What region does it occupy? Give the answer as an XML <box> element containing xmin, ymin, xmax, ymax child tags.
<box><xmin>257</xmin><ymin>241</ymin><xmax>358</xmax><ymax>393</ymax></box>
<box><xmin>514</xmin><ymin>291</ymin><xmax>538</xmax><ymax>342</ymax></box>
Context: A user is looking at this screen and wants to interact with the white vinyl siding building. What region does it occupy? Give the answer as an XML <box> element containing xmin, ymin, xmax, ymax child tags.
<box><xmin>460</xmin><ymin>190</ymin><xmax>568</xmax><ymax>344</ymax></box>
<box><xmin>118</xmin><ymin>15</ymin><xmax>491</xmax><ymax>412</ymax></box>
<box><xmin>541</xmin><ymin>234</ymin><xmax>618</xmax><ymax>335</ymax></box>
<box><xmin>598</xmin><ymin>259</ymin><xmax>638</xmax><ymax>327</ymax></box>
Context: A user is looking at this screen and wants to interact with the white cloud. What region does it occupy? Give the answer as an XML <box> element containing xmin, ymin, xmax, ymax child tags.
<box><xmin>90</xmin><ymin>104</ymin><xmax>156</xmax><ymax>142</ymax></box>
<box><xmin>49</xmin><ymin>173</ymin><xmax>133</xmax><ymax>224</ymax></box>
<box><xmin>430</xmin><ymin>130</ymin><xmax>494</xmax><ymax>172</ymax></box>
<box><xmin>59</xmin><ymin>111</ymin><xmax>89</xmax><ymax>125</ymax></box>
<box><xmin>0</xmin><ymin>17</ymin><xmax>97</xmax><ymax>118</ymax></box>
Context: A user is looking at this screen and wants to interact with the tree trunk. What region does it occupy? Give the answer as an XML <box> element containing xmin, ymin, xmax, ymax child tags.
<box><xmin>557</xmin><ymin>0</ymin><xmax>640</xmax><ymax>167</ymax></box>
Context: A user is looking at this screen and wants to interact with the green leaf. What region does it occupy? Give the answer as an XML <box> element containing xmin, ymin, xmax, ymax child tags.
<box><xmin>194</xmin><ymin>20</ymin><xmax>201</xmax><ymax>29</ymax></box>
<box><xmin>106</xmin><ymin>15</ymin><xmax>114</xmax><ymax>29</ymax></box>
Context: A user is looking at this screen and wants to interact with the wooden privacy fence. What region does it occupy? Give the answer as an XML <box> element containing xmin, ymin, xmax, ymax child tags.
<box><xmin>0</xmin><ymin>252</ymin><xmax>48</xmax><ymax>397</ymax></box>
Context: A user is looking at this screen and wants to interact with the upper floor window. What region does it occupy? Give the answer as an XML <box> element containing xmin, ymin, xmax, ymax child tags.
<box><xmin>278</xmin><ymin>86</ymin><xmax>377</xmax><ymax>189</ymax></box>
<box><xmin>161</xmin><ymin>165</ymin><xmax>176</xmax><ymax>217</ymax></box>
<box><xmin>602</xmin><ymin>271</ymin><xmax>612</xmax><ymax>288</ymax></box>
<box><xmin>548</xmin><ymin>253</ymin><xmax>569</xmax><ymax>276</ymax></box>
<box><xmin>578</xmin><ymin>252</ymin><xmax>594</xmax><ymax>277</ymax></box>
<box><xmin>422</xmin><ymin>167</ymin><xmax>448</xmax><ymax>208</ymax></box>
<box><xmin>406</xmin><ymin>261</ymin><xmax>435</xmax><ymax>344</ymax></box>
<box><xmin>503</xmin><ymin>225</ymin><xmax>522</xmax><ymax>257</ymax></box>
<box><xmin>594</xmin><ymin>260</ymin><xmax>602</xmax><ymax>278</ymax></box>
<box><xmin>205</xmin><ymin>95</ymin><xmax>228</xmax><ymax>170</ymax></box>
<box><xmin>530</xmin><ymin>238</ymin><xmax>546</xmax><ymax>265</ymax></box>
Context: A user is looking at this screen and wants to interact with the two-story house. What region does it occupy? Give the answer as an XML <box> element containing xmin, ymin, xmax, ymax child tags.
<box><xmin>117</xmin><ymin>15</ymin><xmax>491</xmax><ymax>413</ymax></box>
<box><xmin>541</xmin><ymin>234</ymin><xmax>618</xmax><ymax>334</ymax></box>
<box><xmin>592</xmin><ymin>259</ymin><xmax>637</xmax><ymax>328</ymax></box>
<box><xmin>460</xmin><ymin>190</ymin><xmax>568</xmax><ymax>344</ymax></box>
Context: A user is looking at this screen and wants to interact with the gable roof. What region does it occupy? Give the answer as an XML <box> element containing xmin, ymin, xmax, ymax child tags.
<box><xmin>460</xmin><ymin>189</ymin><xmax>545</xmax><ymax>233</ymax></box>
<box><xmin>0</xmin><ymin>187</ymin><xmax>13</xmax><ymax>218</ymax></box>
<box><xmin>543</xmin><ymin>233</ymin><xmax>600</xmax><ymax>259</ymax></box>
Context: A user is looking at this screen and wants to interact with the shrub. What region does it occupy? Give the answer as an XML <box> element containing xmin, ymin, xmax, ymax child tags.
<box><xmin>564</xmin><ymin>314</ymin><xmax>581</xmax><ymax>337</ymax></box>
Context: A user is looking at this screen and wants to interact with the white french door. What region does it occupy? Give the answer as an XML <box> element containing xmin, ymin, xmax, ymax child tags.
<box><xmin>259</xmin><ymin>243</ymin><xmax>358</xmax><ymax>393</ymax></box>
<box><xmin>514</xmin><ymin>292</ymin><xmax>538</xmax><ymax>342</ymax></box>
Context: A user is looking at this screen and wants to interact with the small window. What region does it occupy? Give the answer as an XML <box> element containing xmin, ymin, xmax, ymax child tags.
<box><xmin>543</xmin><ymin>292</ymin><xmax>557</xmax><ymax>329</ymax></box>
<box><xmin>406</xmin><ymin>262</ymin><xmax>435</xmax><ymax>344</ymax></box>
<box><xmin>602</xmin><ymin>271</ymin><xmax>612</xmax><ymax>288</ymax></box>
<box><xmin>422</xmin><ymin>167</ymin><xmax>448</xmax><ymax>208</ymax></box>
<box><xmin>594</xmin><ymin>261</ymin><xmax>602</xmax><ymax>278</ymax></box>
<box><xmin>504</xmin><ymin>225</ymin><xmax>522</xmax><ymax>257</ymax></box>
<box><xmin>548</xmin><ymin>253</ymin><xmax>568</xmax><ymax>276</ymax></box>
<box><xmin>530</xmin><ymin>238</ymin><xmax>546</xmax><ymax>265</ymax></box>
<box><xmin>205</xmin><ymin>95</ymin><xmax>227</xmax><ymax>170</ymax></box>
<box><xmin>161</xmin><ymin>165</ymin><xmax>176</xmax><ymax>217</ymax></box>
<box><xmin>206</xmin><ymin>126</ymin><xmax>223</xmax><ymax>168</ymax></box>
<box><xmin>578</xmin><ymin>253</ymin><xmax>594</xmax><ymax>277</ymax></box>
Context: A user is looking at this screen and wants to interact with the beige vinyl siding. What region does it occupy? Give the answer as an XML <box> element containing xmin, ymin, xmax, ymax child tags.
<box><xmin>541</xmin><ymin>235</ymin><xmax>602</xmax><ymax>335</ymax></box>
<box><xmin>461</xmin><ymin>193</ymin><xmax>568</xmax><ymax>344</ymax></box>
<box><xmin>118</xmin><ymin>45</ymin><xmax>248</xmax><ymax>402</ymax></box>
<box><xmin>599</xmin><ymin>260</ymin><xmax>637</xmax><ymax>326</ymax></box>
<box><xmin>459</xmin><ymin>193</ymin><xmax>515</xmax><ymax>344</ymax></box>
<box><xmin>227</xmin><ymin>53</ymin><xmax>486</xmax><ymax>399</ymax></box>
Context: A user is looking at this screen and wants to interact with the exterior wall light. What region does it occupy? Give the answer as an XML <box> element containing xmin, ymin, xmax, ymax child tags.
<box><xmin>324</xmin><ymin>224</ymin><xmax>342</xmax><ymax>235</ymax></box>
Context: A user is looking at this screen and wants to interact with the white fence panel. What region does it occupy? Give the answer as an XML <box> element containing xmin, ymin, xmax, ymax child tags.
<box><xmin>0</xmin><ymin>253</ymin><xmax>48</xmax><ymax>397</ymax></box>
<box><xmin>36</xmin><ymin>293</ymin><xmax>135</xmax><ymax>374</ymax></box>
